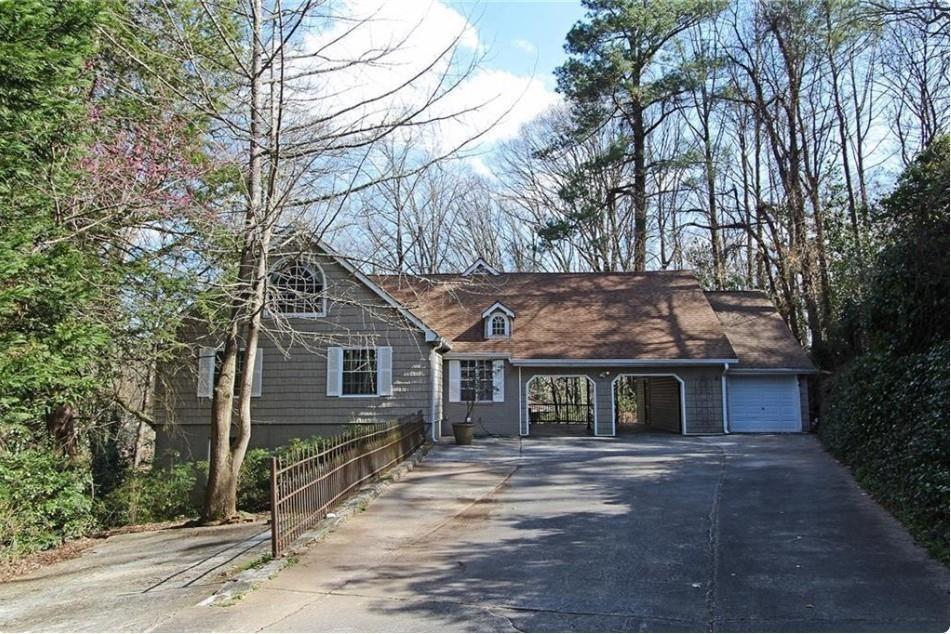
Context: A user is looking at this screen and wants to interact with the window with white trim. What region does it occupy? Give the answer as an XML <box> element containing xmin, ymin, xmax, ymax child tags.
<box><xmin>342</xmin><ymin>348</ymin><xmax>377</xmax><ymax>396</ymax></box>
<box><xmin>460</xmin><ymin>360</ymin><xmax>494</xmax><ymax>402</ymax></box>
<box><xmin>197</xmin><ymin>346</ymin><xmax>262</xmax><ymax>398</ymax></box>
<box><xmin>268</xmin><ymin>260</ymin><xmax>325</xmax><ymax>316</ymax></box>
<box><xmin>490</xmin><ymin>315</ymin><xmax>508</xmax><ymax>337</ymax></box>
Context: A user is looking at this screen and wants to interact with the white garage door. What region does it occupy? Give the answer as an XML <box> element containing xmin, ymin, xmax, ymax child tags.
<box><xmin>728</xmin><ymin>375</ymin><xmax>801</xmax><ymax>432</ymax></box>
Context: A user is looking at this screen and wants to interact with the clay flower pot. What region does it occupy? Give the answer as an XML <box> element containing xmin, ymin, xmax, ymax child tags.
<box><xmin>452</xmin><ymin>422</ymin><xmax>474</xmax><ymax>445</ymax></box>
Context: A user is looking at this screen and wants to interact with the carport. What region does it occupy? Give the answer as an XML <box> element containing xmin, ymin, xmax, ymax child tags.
<box><xmin>525</xmin><ymin>375</ymin><xmax>595</xmax><ymax>436</ymax></box>
<box><xmin>612</xmin><ymin>374</ymin><xmax>685</xmax><ymax>434</ymax></box>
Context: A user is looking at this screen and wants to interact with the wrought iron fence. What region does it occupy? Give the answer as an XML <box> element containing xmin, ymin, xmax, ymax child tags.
<box><xmin>528</xmin><ymin>402</ymin><xmax>594</xmax><ymax>425</ymax></box>
<box><xmin>269</xmin><ymin>411</ymin><xmax>426</xmax><ymax>557</ymax></box>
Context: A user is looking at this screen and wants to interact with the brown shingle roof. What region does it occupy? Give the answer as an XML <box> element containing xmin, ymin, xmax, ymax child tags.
<box><xmin>374</xmin><ymin>271</ymin><xmax>737</xmax><ymax>361</ymax></box>
<box><xmin>705</xmin><ymin>291</ymin><xmax>815</xmax><ymax>370</ymax></box>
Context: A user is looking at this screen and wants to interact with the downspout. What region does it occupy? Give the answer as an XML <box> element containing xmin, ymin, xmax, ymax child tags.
<box><xmin>518</xmin><ymin>366</ymin><xmax>523</xmax><ymax>436</ymax></box>
<box><xmin>721</xmin><ymin>362</ymin><xmax>730</xmax><ymax>434</ymax></box>
<box><xmin>430</xmin><ymin>349</ymin><xmax>438</xmax><ymax>442</ymax></box>
<box><xmin>431</xmin><ymin>338</ymin><xmax>452</xmax><ymax>442</ymax></box>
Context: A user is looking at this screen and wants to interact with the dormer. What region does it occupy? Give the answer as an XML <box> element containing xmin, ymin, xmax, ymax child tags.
<box><xmin>462</xmin><ymin>257</ymin><xmax>500</xmax><ymax>276</ymax></box>
<box><xmin>482</xmin><ymin>302</ymin><xmax>515</xmax><ymax>339</ymax></box>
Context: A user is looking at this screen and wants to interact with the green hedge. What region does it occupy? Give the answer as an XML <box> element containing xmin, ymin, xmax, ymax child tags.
<box><xmin>820</xmin><ymin>342</ymin><xmax>949</xmax><ymax>561</ymax></box>
<box><xmin>0</xmin><ymin>450</ymin><xmax>96</xmax><ymax>560</ymax></box>
<box><xmin>238</xmin><ymin>436</ymin><xmax>328</xmax><ymax>512</ymax></box>
<box><xmin>96</xmin><ymin>461</ymin><xmax>204</xmax><ymax>527</ymax></box>
<box><xmin>0</xmin><ymin>434</ymin><xmax>332</xmax><ymax>562</ymax></box>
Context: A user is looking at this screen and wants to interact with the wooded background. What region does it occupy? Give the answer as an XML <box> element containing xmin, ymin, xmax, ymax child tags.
<box><xmin>0</xmin><ymin>0</ymin><xmax>947</xmax><ymax>562</ymax></box>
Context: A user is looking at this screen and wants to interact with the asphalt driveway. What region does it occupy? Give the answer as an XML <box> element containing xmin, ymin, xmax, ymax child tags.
<box><xmin>155</xmin><ymin>435</ymin><xmax>949</xmax><ymax>631</ymax></box>
<box><xmin>0</xmin><ymin>521</ymin><xmax>271</xmax><ymax>632</ymax></box>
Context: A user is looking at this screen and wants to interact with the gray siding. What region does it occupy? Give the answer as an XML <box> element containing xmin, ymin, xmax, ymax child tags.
<box><xmin>600</xmin><ymin>367</ymin><xmax>723</xmax><ymax>435</ymax></box>
<box><xmin>155</xmin><ymin>252</ymin><xmax>436</xmax><ymax>459</ymax></box>
<box><xmin>442</xmin><ymin>359</ymin><xmax>520</xmax><ymax>437</ymax></box>
<box><xmin>446</xmin><ymin>364</ymin><xmax>727</xmax><ymax>438</ymax></box>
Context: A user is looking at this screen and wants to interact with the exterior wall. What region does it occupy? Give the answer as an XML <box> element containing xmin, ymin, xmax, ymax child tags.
<box><xmin>645</xmin><ymin>377</ymin><xmax>680</xmax><ymax>433</ymax></box>
<box><xmin>154</xmin><ymin>252</ymin><xmax>436</xmax><ymax>460</ymax></box>
<box><xmin>460</xmin><ymin>364</ymin><xmax>727</xmax><ymax>437</ymax></box>
<box><xmin>442</xmin><ymin>359</ymin><xmax>520</xmax><ymax>436</ymax></box>
<box><xmin>683</xmin><ymin>369</ymin><xmax>725</xmax><ymax>434</ymax></box>
<box><xmin>798</xmin><ymin>375</ymin><xmax>810</xmax><ymax>432</ymax></box>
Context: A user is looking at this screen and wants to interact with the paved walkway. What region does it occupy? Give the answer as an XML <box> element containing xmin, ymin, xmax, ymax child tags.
<box><xmin>0</xmin><ymin>521</ymin><xmax>270</xmax><ymax>632</ymax></box>
<box><xmin>156</xmin><ymin>434</ymin><xmax>950</xmax><ymax>632</ymax></box>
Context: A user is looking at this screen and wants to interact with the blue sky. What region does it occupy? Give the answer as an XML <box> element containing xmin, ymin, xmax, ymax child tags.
<box><xmin>448</xmin><ymin>1</ymin><xmax>586</xmax><ymax>91</ymax></box>
<box><xmin>303</xmin><ymin>1</ymin><xmax>588</xmax><ymax>171</ymax></box>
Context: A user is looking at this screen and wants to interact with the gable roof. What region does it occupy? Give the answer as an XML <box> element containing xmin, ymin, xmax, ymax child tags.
<box><xmin>705</xmin><ymin>291</ymin><xmax>815</xmax><ymax>371</ymax></box>
<box><xmin>298</xmin><ymin>240</ymin><xmax>443</xmax><ymax>344</ymax></box>
<box><xmin>461</xmin><ymin>257</ymin><xmax>500</xmax><ymax>276</ymax></box>
<box><xmin>374</xmin><ymin>271</ymin><xmax>738</xmax><ymax>362</ymax></box>
<box><xmin>481</xmin><ymin>301</ymin><xmax>515</xmax><ymax>319</ymax></box>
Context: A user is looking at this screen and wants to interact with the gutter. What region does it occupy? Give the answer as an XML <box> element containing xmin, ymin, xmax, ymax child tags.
<box><xmin>510</xmin><ymin>358</ymin><xmax>739</xmax><ymax>368</ymax></box>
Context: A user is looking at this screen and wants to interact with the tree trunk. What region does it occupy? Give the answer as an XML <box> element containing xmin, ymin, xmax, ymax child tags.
<box><xmin>203</xmin><ymin>0</ymin><xmax>265</xmax><ymax>522</ymax></box>
<box><xmin>702</xmin><ymin>95</ymin><xmax>725</xmax><ymax>289</ymax></box>
<box><xmin>825</xmin><ymin>8</ymin><xmax>860</xmax><ymax>239</ymax></box>
<box><xmin>631</xmin><ymin>100</ymin><xmax>648</xmax><ymax>272</ymax></box>
<box><xmin>47</xmin><ymin>404</ymin><xmax>78</xmax><ymax>460</ymax></box>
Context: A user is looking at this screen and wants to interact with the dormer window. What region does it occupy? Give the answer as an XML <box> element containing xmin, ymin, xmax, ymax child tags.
<box><xmin>490</xmin><ymin>315</ymin><xmax>509</xmax><ymax>337</ymax></box>
<box><xmin>482</xmin><ymin>301</ymin><xmax>515</xmax><ymax>339</ymax></box>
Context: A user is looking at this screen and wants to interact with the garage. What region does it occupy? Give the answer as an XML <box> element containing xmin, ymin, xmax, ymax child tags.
<box><xmin>727</xmin><ymin>374</ymin><xmax>802</xmax><ymax>432</ymax></box>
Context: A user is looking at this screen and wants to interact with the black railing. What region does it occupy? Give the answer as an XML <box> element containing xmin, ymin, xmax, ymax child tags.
<box><xmin>528</xmin><ymin>402</ymin><xmax>594</xmax><ymax>425</ymax></box>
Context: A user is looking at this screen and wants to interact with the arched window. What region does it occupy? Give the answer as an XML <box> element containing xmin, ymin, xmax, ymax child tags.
<box><xmin>268</xmin><ymin>259</ymin><xmax>325</xmax><ymax>316</ymax></box>
<box><xmin>490</xmin><ymin>314</ymin><xmax>508</xmax><ymax>337</ymax></box>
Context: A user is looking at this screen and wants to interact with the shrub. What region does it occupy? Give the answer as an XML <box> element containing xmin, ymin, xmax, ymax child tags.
<box><xmin>97</xmin><ymin>461</ymin><xmax>203</xmax><ymax>527</ymax></box>
<box><xmin>0</xmin><ymin>450</ymin><xmax>96</xmax><ymax>560</ymax></box>
<box><xmin>237</xmin><ymin>449</ymin><xmax>272</xmax><ymax>513</ymax></box>
<box><xmin>236</xmin><ymin>436</ymin><xmax>328</xmax><ymax>513</ymax></box>
<box><xmin>820</xmin><ymin>342</ymin><xmax>949</xmax><ymax>561</ymax></box>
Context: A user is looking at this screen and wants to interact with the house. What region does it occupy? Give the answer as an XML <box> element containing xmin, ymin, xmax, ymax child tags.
<box><xmin>154</xmin><ymin>243</ymin><xmax>815</xmax><ymax>459</ymax></box>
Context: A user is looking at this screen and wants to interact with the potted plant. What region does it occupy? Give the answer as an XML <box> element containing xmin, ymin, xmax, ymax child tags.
<box><xmin>452</xmin><ymin>395</ymin><xmax>477</xmax><ymax>445</ymax></box>
<box><xmin>453</xmin><ymin>362</ymin><xmax>499</xmax><ymax>445</ymax></box>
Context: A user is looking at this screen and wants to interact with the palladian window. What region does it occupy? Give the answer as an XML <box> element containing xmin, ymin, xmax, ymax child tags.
<box><xmin>268</xmin><ymin>260</ymin><xmax>325</xmax><ymax>316</ymax></box>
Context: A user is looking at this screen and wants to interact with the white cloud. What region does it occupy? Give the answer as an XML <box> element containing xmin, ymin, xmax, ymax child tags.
<box><xmin>427</xmin><ymin>68</ymin><xmax>560</xmax><ymax>153</ymax></box>
<box><xmin>512</xmin><ymin>38</ymin><xmax>537</xmax><ymax>55</ymax></box>
<box><xmin>285</xmin><ymin>0</ymin><xmax>558</xmax><ymax>157</ymax></box>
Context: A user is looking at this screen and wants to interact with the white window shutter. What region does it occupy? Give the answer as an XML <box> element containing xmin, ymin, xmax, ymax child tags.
<box><xmin>377</xmin><ymin>346</ymin><xmax>393</xmax><ymax>396</ymax></box>
<box><xmin>197</xmin><ymin>347</ymin><xmax>215</xmax><ymax>398</ymax></box>
<box><xmin>326</xmin><ymin>347</ymin><xmax>342</xmax><ymax>396</ymax></box>
<box><xmin>492</xmin><ymin>360</ymin><xmax>505</xmax><ymax>402</ymax></box>
<box><xmin>448</xmin><ymin>360</ymin><xmax>461</xmax><ymax>402</ymax></box>
<box><xmin>251</xmin><ymin>348</ymin><xmax>263</xmax><ymax>397</ymax></box>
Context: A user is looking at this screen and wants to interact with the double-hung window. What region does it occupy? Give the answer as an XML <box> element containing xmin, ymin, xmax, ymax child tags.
<box><xmin>326</xmin><ymin>346</ymin><xmax>393</xmax><ymax>397</ymax></box>
<box><xmin>460</xmin><ymin>360</ymin><xmax>495</xmax><ymax>402</ymax></box>
<box><xmin>342</xmin><ymin>348</ymin><xmax>377</xmax><ymax>396</ymax></box>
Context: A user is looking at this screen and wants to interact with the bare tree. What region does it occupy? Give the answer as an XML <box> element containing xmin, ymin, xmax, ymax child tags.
<box><xmin>109</xmin><ymin>0</ymin><xmax>498</xmax><ymax>520</ymax></box>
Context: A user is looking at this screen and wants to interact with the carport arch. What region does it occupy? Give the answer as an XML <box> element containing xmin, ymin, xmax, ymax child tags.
<box><xmin>523</xmin><ymin>374</ymin><xmax>599</xmax><ymax>436</ymax></box>
<box><xmin>610</xmin><ymin>373</ymin><xmax>686</xmax><ymax>435</ymax></box>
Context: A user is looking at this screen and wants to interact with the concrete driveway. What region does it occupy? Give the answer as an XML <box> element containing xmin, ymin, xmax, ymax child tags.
<box><xmin>0</xmin><ymin>521</ymin><xmax>270</xmax><ymax>632</ymax></box>
<box><xmin>120</xmin><ymin>435</ymin><xmax>951</xmax><ymax>631</ymax></box>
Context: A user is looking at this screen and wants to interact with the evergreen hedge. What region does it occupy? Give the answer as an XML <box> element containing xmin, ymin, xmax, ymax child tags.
<box><xmin>820</xmin><ymin>342</ymin><xmax>949</xmax><ymax>561</ymax></box>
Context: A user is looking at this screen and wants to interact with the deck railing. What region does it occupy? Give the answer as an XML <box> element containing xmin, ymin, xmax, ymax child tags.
<box><xmin>527</xmin><ymin>402</ymin><xmax>594</xmax><ymax>425</ymax></box>
<box><xmin>269</xmin><ymin>411</ymin><xmax>426</xmax><ymax>557</ymax></box>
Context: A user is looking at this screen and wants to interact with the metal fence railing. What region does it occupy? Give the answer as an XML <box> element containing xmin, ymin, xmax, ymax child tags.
<box><xmin>269</xmin><ymin>411</ymin><xmax>426</xmax><ymax>557</ymax></box>
<box><xmin>528</xmin><ymin>402</ymin><xmax>594</xmax><ymax>425</ymax></box>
